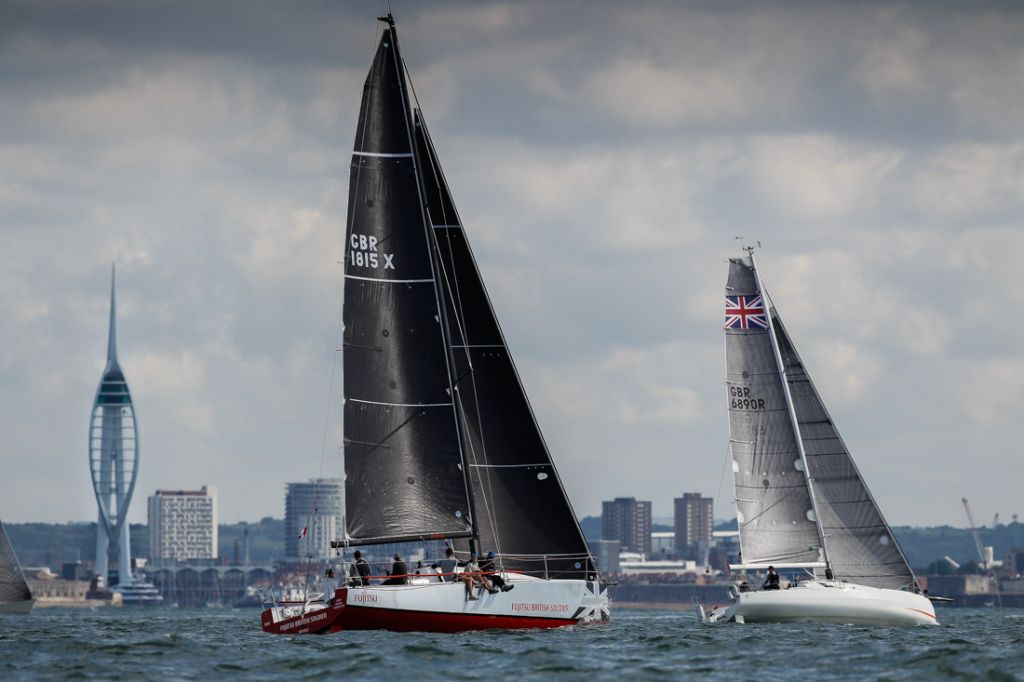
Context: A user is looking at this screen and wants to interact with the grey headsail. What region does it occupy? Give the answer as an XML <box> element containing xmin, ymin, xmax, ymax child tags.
<box><xmin>342</xmin><ymin>23</ymin><xmax>473</xmax><ymax>545</ymax></box>
<box><xmin>414</xmin><ymin>110</ymin><xmax>596</xmax><ymax>579</ymax></box>
<box><xmin>725</xmin><ymin>257</ymin><xmax>822</xmax><ymax>566</ymax></box>
<box><xmin>772</xmin><ymin>310</ymin><xmax>918</xmax><ymax>590</ymax></box>
<box><xmin>0</xmin><ymin>519</ymin><xmax>32</xmax><ymax>605</ymax></box>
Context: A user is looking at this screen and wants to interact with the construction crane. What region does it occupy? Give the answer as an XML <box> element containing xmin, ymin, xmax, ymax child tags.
<box><xmin>962</xmin><ymin>498</ymin><xmax>986</xmax><ymax>568</ymax></box>
<box><xmin>962</xmin><ymin>497</ymin><xmax>1002</xmax><ymax>607</ymax></box>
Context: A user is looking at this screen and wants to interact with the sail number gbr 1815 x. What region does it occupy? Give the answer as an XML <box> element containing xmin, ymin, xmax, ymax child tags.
<box><xmin>729</xmin><ymin>385</ymin><xmax>765</xmax><ymax>411</ymax></box>
<box><xmin>348</xmin><ymin>233</ymin><xmax>396</xmax><ymax>270</ymax></box>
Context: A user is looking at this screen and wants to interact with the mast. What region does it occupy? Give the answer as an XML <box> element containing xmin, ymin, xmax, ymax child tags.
<box><xmin>748</xmin><ymin>250</ymin><xmax>832</xmax><ymax>574</ymax></box>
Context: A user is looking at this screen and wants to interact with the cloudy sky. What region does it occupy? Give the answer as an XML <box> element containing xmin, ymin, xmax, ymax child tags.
<box><xmin>2</xmin><ymin>1</ymin><xmax>1022</xmax><ymax>528</ymax></box>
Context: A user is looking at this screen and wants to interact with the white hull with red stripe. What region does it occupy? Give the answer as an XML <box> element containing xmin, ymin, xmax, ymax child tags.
<box><xmin>262</xmin><ymin>574</ymin><xmax>608</xmax><ymax>634</ymax></box>
<box><xmin>698</xmin><ymin>580</ymin><xmax>937</xmax><ymax>626</ymax></box>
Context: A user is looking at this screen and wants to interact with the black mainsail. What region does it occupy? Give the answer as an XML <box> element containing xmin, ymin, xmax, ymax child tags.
<box><xmin>0</xmin><ymin>519</ymin><xmax>32</xmax><ymax>606</ymax></box>
<box><xmin>725</xmin><ymin>253</ymin><xmax>918</xmax><ymax>590</ymax></box>
<box><xmin>414</xmin><ymin>110</ymin><xmax>596</xmax><ymax>579</ymax></box>
<box><xmin>342</xmin><ymin>22</ymin><xmax>473</xmax><ymax>545</ymax></box>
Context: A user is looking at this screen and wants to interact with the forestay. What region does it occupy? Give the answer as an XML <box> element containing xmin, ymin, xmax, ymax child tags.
<box><xmin>414</xmin><ymin>110</ymin><xmax>596</xmax><ymax>579</ymax></box>
<box><xmin>725</xmin><ymin>258</ymin><xmax>822</xmax><ymax>566</ymax></box>
<box><xmin>772</xmin><ymin>312</ymin><xmax>918</xmax><ymax>590</ymax></box>
<box><xmin>342</xmin><ymin>27</ymin><xmax>473</xmax><ymax>545</ymax></box>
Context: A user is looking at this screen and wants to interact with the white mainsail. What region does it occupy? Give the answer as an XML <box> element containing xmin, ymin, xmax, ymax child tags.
<box><xmin>725</xmin><ymin>257</ymin><xmax>822</xmax><ymax>567</ymax></box>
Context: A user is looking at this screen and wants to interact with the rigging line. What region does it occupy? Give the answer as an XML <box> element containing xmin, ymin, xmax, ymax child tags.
<box><xmin>311</xmin><ymin>286</ymin><xmax>346</xmax><ymax>559</ymax></box>
<box><xmin>349</xmin><ymin>409</ymin><xmax>428</xmax><ymax>461</ymax></box>
<box><xmin>714</xmin><ymin>441</ymin><xmax>730</xmax><ymax>530</ymax></box>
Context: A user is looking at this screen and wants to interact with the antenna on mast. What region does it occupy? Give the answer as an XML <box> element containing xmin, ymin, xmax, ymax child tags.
<box><xmin>735</xmin><ymin>236</ymin><xmax>761</xmax><ymax>257</ymax></box>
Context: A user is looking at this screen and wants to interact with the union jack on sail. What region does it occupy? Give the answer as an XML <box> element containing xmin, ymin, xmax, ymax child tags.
<box><xmin>725</xmin><ymin>295</ymin><xmax>768</xmax><ymax>330</ymax></box>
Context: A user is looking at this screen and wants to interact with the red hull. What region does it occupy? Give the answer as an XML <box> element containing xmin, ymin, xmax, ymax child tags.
<box><xmin>261</xmin><ymin>588</ymin><xmax>578</xmax><ymax>634</ymax></box>
<box><xmin>337</xmin><ymin>604</ymin><xmax>577</xmax><ymax>633</ymax></box>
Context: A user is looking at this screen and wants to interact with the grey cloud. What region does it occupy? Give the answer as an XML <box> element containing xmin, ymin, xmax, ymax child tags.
<box><xmin>1</xmin><ymin>1</ymin><xmax>1022</xmax><ymax>528</ymax></box>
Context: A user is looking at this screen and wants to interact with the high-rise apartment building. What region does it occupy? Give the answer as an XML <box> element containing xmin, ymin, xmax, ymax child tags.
<box><xmin>148</xmin><ymin>486</ymin><xmax>218</xmax><ymax>562</ymax></box>
<box><xmin>674</xmin><ymin>492</ymin><xmax>714</xmax><ymax>552</ymax></box>
<box><xmin>284</xmin><ymin>478</ymin><xmax>344</xmax><ymax>560</ymax></box>
<box><xmin>601</xmin><ymin>497</ymin><xmax>652</xmax><ymax>555</ymax></box>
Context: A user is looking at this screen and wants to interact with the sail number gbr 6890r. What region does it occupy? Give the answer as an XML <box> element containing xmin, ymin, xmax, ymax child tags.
<box><xmin>729</xmin><ymin>385</ymin><xmax>765</xmax><ymax>410</ymax></box>
<box><xmin>349</xmin><ymin>233</ymin><xmax>395</xmax><ymax>270</ymax></box>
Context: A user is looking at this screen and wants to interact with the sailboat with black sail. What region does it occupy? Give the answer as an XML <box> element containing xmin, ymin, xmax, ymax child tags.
<box><xmin>0</xmin><ymin>518</ymin><xmax>33</xmax><ymax>613</ymax></box>
<box><xmin>260</xmin><ymin>14</ymin><xmax>607</xmax><ymax>635</ymax></box>
<box><xmin>698</xmin><ymin>249</ymin><xmax>937</xmax><ymax>625</ymax></box>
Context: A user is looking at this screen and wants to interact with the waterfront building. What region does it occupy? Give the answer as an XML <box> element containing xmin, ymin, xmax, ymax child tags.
<box><xmin>88</xmin><ymin>266</ymin><xmax>139</xmax><ymax>586</ymax></box>
<box><xmin>651</xmin><ymin>531</ymin><xmax>675</xmax><ymax>557</ymax></box>
<box><xmin>148</xmin><ymin>486</ymin><xmax>218</xmax><ymax>563</ymax></box>
<box><xmin>617</xmin><ymin>553</ymin><xmax>699</xmax><ymax>577</ymax></box>
<box><xmin>284</xmin><ymin>479</ymin><xmax>344</xmax><ymax>560</ymax></box>
<box><xmin>674</xmin><ymin>493</ymin><xmax>713</xmax><ymax>554</ymax></box>
<box><xmin>601</xmin><ymin>497</ymin><xmax>652</xmax><ymax>555</ymax></box>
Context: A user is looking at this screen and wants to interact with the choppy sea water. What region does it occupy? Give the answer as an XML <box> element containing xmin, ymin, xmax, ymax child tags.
<box><xmin>1</xmin><ymin>607</ymin><xmax>1021</xmax><ymax>681</ymax></box>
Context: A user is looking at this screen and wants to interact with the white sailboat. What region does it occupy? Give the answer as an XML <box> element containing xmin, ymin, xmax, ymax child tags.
<box><xmin>0</xmin><ymin>518</ymin><xmax>34</xmax><ymax>614</ymax></box>
<box><xmin>699</xmin><ymin>248</ymin><xmax>937</xmax><ymax>626</ymax></box>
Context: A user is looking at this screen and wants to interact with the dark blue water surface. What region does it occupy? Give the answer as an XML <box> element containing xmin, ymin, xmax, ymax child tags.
<box><xmin>1</xmin><ymin>606</ymin><xmax>1021</xmax><ymax>680</ymax></box>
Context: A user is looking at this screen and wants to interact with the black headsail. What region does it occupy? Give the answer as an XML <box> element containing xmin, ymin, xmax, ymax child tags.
<box><xmin>342</xmin><ymin>19</ymin><xmax>473</xmax><ymax>546</ymax></box>
<box><xmin>413</xmin><ymin>109</ymin><xmax>596</xmax><ymax>579</ymax></box>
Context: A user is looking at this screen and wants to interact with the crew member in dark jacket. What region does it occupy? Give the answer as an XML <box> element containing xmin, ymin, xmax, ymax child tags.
<box><xmin>479</xmin><ymin>551</ymin><xmax>513</xmax><ymax>592</ymax></box>
<box><xmin>382</xmin><ymin>553</ymin><xmax>408</xmax><ymax>586</ymax></box>
<box><xmin>762</xmin><ymin>565</ymin><xmax>781</xmax><ymax>591</ymax></box>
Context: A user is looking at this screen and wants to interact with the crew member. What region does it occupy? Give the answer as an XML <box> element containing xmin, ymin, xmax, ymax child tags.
<box><xmin>461</xmin><ymin>553</ymin><xmax>496</xmax><ymax>600</ymax></box>
<box><xmin>349</xmin><ymin>550</ymin><xmax>371</xmax><ymax>586</ymax></box>
<box><xmin>323</xmin><ymin>567</ymin><xmax>338</xmax><ymax>599</ymax></box>
<box><xmin>438</xmin><ymin>547</ymin><xmax>458</xmax><ymax>582</ymax></box>
<box><xmin>479</xmin><ymin>551</ymin><xmax>513</xmax><ymax>592</ymax></box>
<box><xmin>762</xmin><ymin>565</ymin><xmax>781</xmax><ymax>591</ymax></box>
<box><xmin>382</xmin><ymin>552</ymin><xmax>408</xmax><ymax>586</ymax></box>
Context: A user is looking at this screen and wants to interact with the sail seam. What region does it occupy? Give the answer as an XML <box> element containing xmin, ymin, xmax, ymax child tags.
<box><xmin>352</xmin><ymin>151</ymin><xmax>413</xmax><ymax>158</ymax></box>
<box><xmin>347</xmin><ymin>398</ymin><xmax>454</xmax><ymax>408</ymax></box>
<box><xmin>344</xmin><ymin>274</ymin><xmax>434</xmax><ymax>284</ymax></box>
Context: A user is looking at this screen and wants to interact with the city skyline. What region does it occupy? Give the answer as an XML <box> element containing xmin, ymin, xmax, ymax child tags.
<box><xmin>2</xmin><ymin>2</ymin><xmax>1023</xmax><ymax>527</ymax></box>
